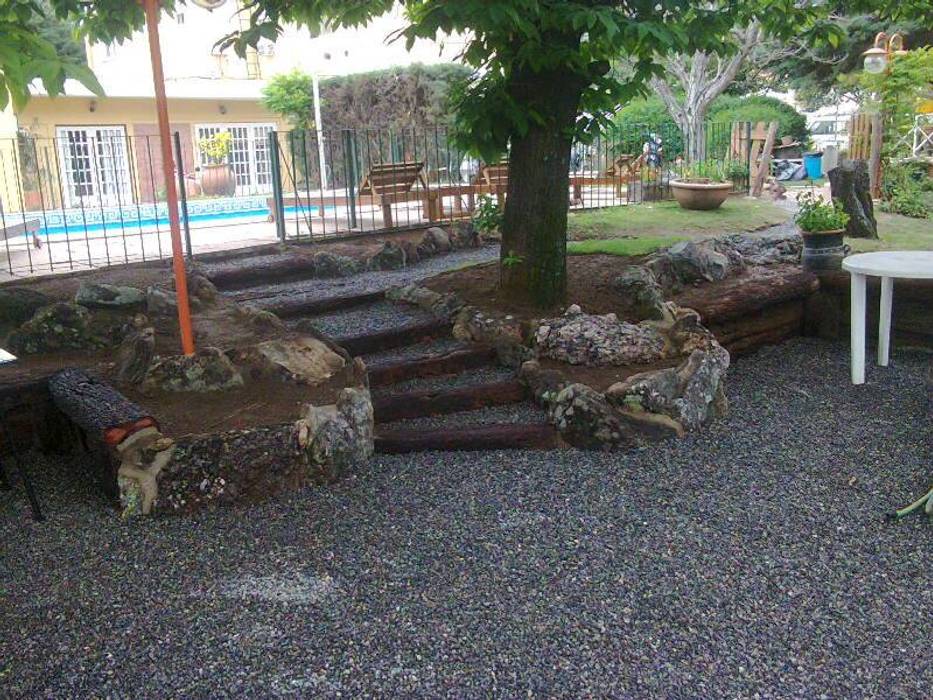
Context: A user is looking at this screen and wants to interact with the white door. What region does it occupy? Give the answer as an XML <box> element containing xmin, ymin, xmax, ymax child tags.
<box><xmin>196</xmin><ymin>123</ymin><xmax>275</xmax><ymax>194</ymax></box>
<box><xmin>57</xmin><ymin>126</ymin><xmax>132</xmax><ymax>207</ymax></box>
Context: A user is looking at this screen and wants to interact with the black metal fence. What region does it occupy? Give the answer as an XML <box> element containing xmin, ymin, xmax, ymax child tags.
<box><xmin>0</xmin><ymin>121</ymin><xmax>751</xmax><ymax>278</ymax></box>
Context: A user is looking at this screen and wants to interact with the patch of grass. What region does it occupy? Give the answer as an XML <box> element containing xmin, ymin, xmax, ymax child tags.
<box><xmin>847</xmin><ymin>212</ymin><xmax>933</xmax><ymax>252</ymax></box>
<box><xmin>567</xmin><ymin>197</ymin><xmax>790</xmax><ymax>241</ymax></box>
<box><xmin>567</xmin><ymin>236</ymin><xmax>686</xmax><ymax>257</ymax></box>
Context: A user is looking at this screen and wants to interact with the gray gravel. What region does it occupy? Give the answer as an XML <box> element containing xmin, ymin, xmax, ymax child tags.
<box><xmin>231</xmin><ymin>245</ymin><xmax>498</xmax><ymax>309</ymax></box>
<box><xmin>374</xmin><ymin>365</ymin><xmax>515</xmax><ymax>396</ymax></box>
<box><xmin>292</xmin><ymin>300</ymin><xmax>437</xmax><ymax>339</ymax></box>
<box><xmin>1</xmin><ymin>338</ymin><xmax>930</xmax><ymax>698</ymax></box>
<box><xmin>381</xmin><ymin>401</ymin><xmax>549</xmax><ymax>431</ymax></box>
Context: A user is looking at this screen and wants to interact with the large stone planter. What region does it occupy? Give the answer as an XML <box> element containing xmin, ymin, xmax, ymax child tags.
<box><xmin>199</xmin><ymin>163</ymin><xmax>235</xmax><ymax>197</ymax></box>
<box><xmin>670</xmin><ymin>179</ymin><xmax>732</xmax><ymax>211</ymax></box>
<box><xmin>800</xmin><ymin>227</ymin><xmax>845</xmax><ymax>272</ymax></box>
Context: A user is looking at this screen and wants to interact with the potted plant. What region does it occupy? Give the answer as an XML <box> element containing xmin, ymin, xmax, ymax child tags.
<box><xmin>794</xmin><ymin>191</ymin><xmax>850</xmax><ymax>272</ymax></box>
<box><xmin>670</xmin><ymin>160</ymin><xmax>733</xmax><ymax>210</ymax></box>
<box><xmin>197</xmin><ymin>131</ymin><xmax>235</xmax><ymax>196</ymax></box>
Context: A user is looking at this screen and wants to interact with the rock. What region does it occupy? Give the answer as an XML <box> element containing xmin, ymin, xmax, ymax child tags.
<box><xmin>312</xmin><ymin>251</ymin><xmax>360</xmax><ymax>278</ymax></box>
<box><xmin>643</xmin><ymin>253</ymin><xmax>682</xmax><ymax>293</ymax></box>
<box><xmin>296</xmin><ymin>386</ymin><xmax>374</xmax><ymax>482</ymax></box>
<box><xmin>549</xmin><ymin>383</ymin><xmax>645</xmax><ymax>449</ymax></box>
<box><xmin>418</xmin><ymin>226</ymin><xmax>451</xmax><ymax>257</ymax></box>
<box><xmin>7</xmin><ymin>302</ymin><xmax>99</xmax><ymax>354</ymax></box>
<box><xmin>716</xmin><ymin>231</ymin><xmax>801</xmax><ymax>266</ymax></box>
<box><xmin>142</xmin><ymin>347</ymin><xmax>244</xmax><ymax>393</ymax></box>
<box><xmin>450</xmin><ymin>220</ymin><xmax>480</xmax><ymax>248</ymax></box>
<box><xmin>534</xmin><ymin>309</ymin><xmax>666</xmax><ymax>366</ymax></box>
<box><xmin>238</xmin><ymin>304</ymin><xmax>285</xmax><ymax>333</ymax></box>
<box><xmin>386</xmin><ymin>284</ymin><xmax>466</xmax><ymax>321</ymax></box>
<box><xmin>399</xmin><ymin>239</ymin><xmax>420</xmax><ymax>265</ymax></box>
<box><xmin>75</xmin><ymin>282</ymin><xmax>146</xmax><ymax>309</ymax></box>
<box><xmin>606</xmin><ymin>345</ymin><xmax>730</xmax><ymax>430</ymax></box>
<box><xmin>147</xmin><ymin>286</ymin><xmax>178</xmax><ymax>316</ymax></box>
<box><xmin>519</xmin><ymin>360</ymin><xmax>568</xmax><ymax>408</ymax></box>
<box><xmin>115</xmin><ymin>326</ymin><xmax>155</xmax><ymax>385</ymax></box>
<box><xmin>666</xmin><ymin>240</ymin><xmax>734</xmax><ymax>283</ymax></box>
<box><xmin>368</xmin><ymin>241</ymin><xmax>407</xmax><ymax>270</ymax></box>
<box><xmin>185</xmin><ymin>271</ymin><xmax>219</xmax><ymax>305</ymax></box>
<box><xmin>612</xmin><ymin>267</ymin><xmax>666</xmax><ymax>320</ymax></box>
<box><xmin>0</xmin><ymin>287</ymin><xmax>51</xmax><ymax>328</ymax></box>
<box><xmin>453</xmin><ymin>307</ymin><xmax>529</xmax><ymax>348</ymax></box>
<box><xmin>116</xmin><ymin>426</ymin><xmax>175</xmax><ymax>518</ymax></box>
<box><xmin>249</xmin><ymin>337</ymin><xmax>346</xmax><ymax>385</ymax></box>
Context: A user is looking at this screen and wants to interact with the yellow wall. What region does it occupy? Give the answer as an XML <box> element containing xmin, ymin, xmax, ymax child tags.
<box><xmin>2</xmin><ymin>96</ymin><xmax>288</xmax><ymax>213</ymax></box>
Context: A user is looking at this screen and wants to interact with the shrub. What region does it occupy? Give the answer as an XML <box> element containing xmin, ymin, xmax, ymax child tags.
<box><xmin>608</xmin><ymin>97</ymin><xmax>683</xmax><ymax>157</ymax></box>
<box><xmin>708</xmin><ymin>95</ymin><xmax>809</xmax><ymax>145</ymax></box>
<box><xmin>880</xmin><ymin>163</ymin><xmax>930</xmax><ymax>219</ymax></box>
<box><xmin>472</xmin><ymin>195</ymin><xmax>503</xmax><ymax>234</ymax></box>
<box><xmin>795</xmin><ymin>192</ymin><xmax>850</xmax><ymax>232</ymax></box>
<box><xmin>261</xmin><ymin>70</ymin><xmax>316</xmax><ymax>129</ymax></box>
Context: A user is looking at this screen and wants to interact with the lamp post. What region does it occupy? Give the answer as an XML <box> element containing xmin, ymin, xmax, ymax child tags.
<box><xmin>142</xmin><ymin>0</ymin><xmax>195</xmax><ymax>355</ymax></box>
<box><xmin>861</xmin><ymin>32</ymin><xmax>908</xmax><ymax>198</ymax></box>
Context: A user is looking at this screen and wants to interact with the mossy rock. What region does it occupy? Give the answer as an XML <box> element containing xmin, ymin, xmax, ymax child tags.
<box><xmin>0</xmin><ymin>286</ymin><xmax>52</xmax><ymax>329</ymax></box>
<box><xmin>7</xmin><ymin>302</ymin><xmax>101</xmax><ymax>355</ymax></box>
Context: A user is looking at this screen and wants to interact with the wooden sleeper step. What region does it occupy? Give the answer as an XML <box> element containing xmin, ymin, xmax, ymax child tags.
<box><xmin>374</xmin><ymin>422</ymin><xmax>563</xmax><ymax>453</ymax></box>
<box><xmin>372</xmin><ymin>379</ymin><xmax>527</xmax><ymax>423</ymax></box>
<box><xmin>367</xmin><ymin>346</ymin><xmax>497</xmax><ymax>387</ymax></box>
<box><xmin>336</xmin><ymin>318</ymin><xmax>452</xmax><ymax>357</ymax></box>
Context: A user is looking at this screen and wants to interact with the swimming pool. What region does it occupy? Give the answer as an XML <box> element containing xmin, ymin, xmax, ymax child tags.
<box><xmin>12</xmin><ymin>195</ymin><xmax>336</xmax><ymax>239</ymax></box>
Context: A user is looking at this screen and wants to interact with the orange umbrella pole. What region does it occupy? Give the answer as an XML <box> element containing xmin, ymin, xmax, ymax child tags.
<box><xmin>143</xmin><ymin>0</ymin><xmax>195</xmax><ymax>355</ymax></box>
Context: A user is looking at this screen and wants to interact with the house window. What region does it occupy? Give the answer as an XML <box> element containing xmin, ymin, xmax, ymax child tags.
<box><xmin>56</xmin><ymin>126</ymin><xmax>132</xmax><ymax>207</ymax></box>
<box><xmin>196</xmin><ymin>123</ymin><xmax>275</xmax><ymax>194</ymax></box>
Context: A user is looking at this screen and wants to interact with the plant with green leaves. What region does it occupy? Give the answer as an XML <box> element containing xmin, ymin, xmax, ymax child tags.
<box><xmin>795</xmin><ymin>192</ymin><xmax>850</xmax><ymax>233</ymax></box>
<box><xmin>679</xmin><ymin>160</ymin><xmax>728</xmax><ymax>182</ymax></box>
<box><xmin>880</xmin><ymin>162</ymin><xmax>930</xmax><ymax>219</ymax></box>
<box><xmin>472</xmin><ymin>195</ymin><xmax>503</xmax><ymax>236</ymax></box>
<box><xmin>198</xmin><ymin>131</ymin><xmax>232</xmax><ymax>165</ymax></box>
<box><xmin>261</xmin><ymin>69</ymin><xmax>315</xmax><ymax>129</ymax></box>
<box><xmin>0</xmin><ymin>0</ymin><xmax>100</xmax><ymax>109</ymax></box>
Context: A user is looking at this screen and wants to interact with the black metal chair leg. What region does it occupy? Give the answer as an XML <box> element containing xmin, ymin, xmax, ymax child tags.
<box><xmin>12</xmin><ymin>458</ymin><xmax>43</xmax><ymax>522</ymax></box>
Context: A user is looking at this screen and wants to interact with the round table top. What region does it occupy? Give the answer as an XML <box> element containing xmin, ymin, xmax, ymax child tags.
<box><xmin>842</xmin><ymin>251</ymin><xmax>933</xmax><ymax>279</ymax></box>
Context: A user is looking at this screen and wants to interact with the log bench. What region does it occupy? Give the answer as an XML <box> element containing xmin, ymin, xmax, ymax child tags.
<box><xmin>47</xmin><ymin>369</ymin><xmax>161</xmax><ymax>503</ymax></box>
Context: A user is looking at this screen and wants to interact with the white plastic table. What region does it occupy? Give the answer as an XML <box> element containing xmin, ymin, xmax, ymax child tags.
<box><xmin>841</xmin><ymin>251</ymin><xmax>933</xmax><ymax>384</ymax></box>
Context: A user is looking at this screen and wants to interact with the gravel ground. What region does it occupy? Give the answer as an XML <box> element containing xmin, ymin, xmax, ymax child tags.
<box><xmin>380</xmin><ymin>401</ymin><xmax>550</xmax><ymax>431</ymax></box>
<box><xmin>1</xmin><ymin>338</ymin><xmax>930</xmax><ymax>698</ymax></box>
<box><xmin>291</xmin><ymin>300</ymin><xmax>437</xmax><ymax>339</ymax></box>
<box><xmin>361</xmin><ymin>337</ymin><xmax>470</xmax><ymax>368</ymax></box>
<box><xmin>374</xmin><ymin>365</ymin><xmax>516</xmax><ymax>396</ymax></box>
<box><xmin>231</xmin><ymin>245</ymin><xmax>498</xmax><ymax>309</ymax></box>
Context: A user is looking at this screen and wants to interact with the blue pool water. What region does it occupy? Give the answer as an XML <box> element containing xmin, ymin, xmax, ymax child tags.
<box><xmin>30</xmin><ymin>204</ymin><xmax>335</xmax><ymax>238</ymax></box>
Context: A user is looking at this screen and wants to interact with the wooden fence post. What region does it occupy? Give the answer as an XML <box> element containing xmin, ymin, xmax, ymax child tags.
<box><xmin>751</xmin><ymin>121</ymin><xmax>779</xmax><ymax>197</ymax></box>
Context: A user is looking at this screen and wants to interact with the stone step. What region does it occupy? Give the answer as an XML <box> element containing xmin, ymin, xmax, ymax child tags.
<box><xmin>335</xmin><ymin>318</ymin><xmax>452</xmax><ymax>357</ymax></box>
<box><xmin>262</xmin><ymin>291</ymin><xmax>385</xmax><ymax>319</ymax></box>
<box><xmin>374</xmin><ymin>422</ymin><xmax>563</xmax><ymax>453</ymax></box>
<box><xmin>372</xmin><ymin>379</ymin><xmax>527</xmax><ymax>423</ymax></box>
<box><xmin>368</xmin><ymin>346</ymin><xmax>497</xmax><ymax>388</ymax></box>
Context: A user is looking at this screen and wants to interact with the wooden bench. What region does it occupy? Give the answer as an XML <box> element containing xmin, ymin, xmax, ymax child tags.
<box><xmin>570</xmin><ymin>153</ymin><xmax>645</xmax><ymax>203</ymax></box>
<box><xmin>358</xmin><ymin>161</ymin><xmax>441</xmax><ymax>227</ymax></box>
<box><xmin>470</xmin><ymin>161</ymin><xmax>509</xmax><ymax>208</ymax></box>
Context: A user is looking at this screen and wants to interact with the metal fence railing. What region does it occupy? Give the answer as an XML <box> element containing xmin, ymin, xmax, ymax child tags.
<box><xmin>0</xmin><ymin>121</ymin><xmax>751</xmax><ymax>278</ymax></box>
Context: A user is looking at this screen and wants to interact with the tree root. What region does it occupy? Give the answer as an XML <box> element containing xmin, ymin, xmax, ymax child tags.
<box><xmin>893</xmin><ymin>486</ymin><xmax>933</xmax><ymax>520</ymax></box>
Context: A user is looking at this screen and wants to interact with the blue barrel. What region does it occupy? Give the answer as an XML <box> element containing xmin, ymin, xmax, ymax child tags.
<box><xmin>803</xmin><ymin>152</ymin><xmax>823</xmax><ymax>179</ymax></box>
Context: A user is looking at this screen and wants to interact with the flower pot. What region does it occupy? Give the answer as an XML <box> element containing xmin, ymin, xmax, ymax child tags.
<box><xmin>800</xmin><ymin>227</ymin><xmax>845</xmax><ymax>272</ymax></box>
<box><xmin>199</xmin><ymin>163</ymin><xmax>235</xmax><ymax>197</ymax></box>
<box><xmin>669</xmin><ymin>179</ymin><xmax>732</xmax><ymax>210</ymax></box>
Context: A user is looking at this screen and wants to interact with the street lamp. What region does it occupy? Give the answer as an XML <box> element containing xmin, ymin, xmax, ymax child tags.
<box><xmin>862</xmin><ymin>32</ymin><xmax>907</xmax><ymax>75</ymax></box>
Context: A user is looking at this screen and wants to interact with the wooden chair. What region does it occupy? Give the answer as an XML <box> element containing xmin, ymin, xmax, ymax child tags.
<box><xmin>358</xmin><ymin>161</ymin><xmax>436</xmax><ymax>227</ymax></box>
<box><xmin>472</xmin><ymin>160</ymin><xmax>509</xmax><ymax>207</ymax></box>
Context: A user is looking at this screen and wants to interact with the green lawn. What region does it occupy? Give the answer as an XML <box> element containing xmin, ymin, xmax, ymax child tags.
<box><xmin>847</xmin><ymin>212</ymin><xmax>933</xmax><ymax>252</ymax></box>
<box><xmin>567</xmin><ymin>198</ymin><xmax>790</xmax><ymax>242</ymax></box>
<box><xmin>567</xmin><ymin>236</ymin><xmax>687</xmax><ymax>257</ymax></box>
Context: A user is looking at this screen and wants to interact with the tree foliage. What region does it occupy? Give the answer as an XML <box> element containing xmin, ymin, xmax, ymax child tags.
<box><xmin>261</xmin><ymin>69</ymin><xmax>316</xmax><ymax>128</ymax></box>
<box><xmin>0</xmin><ymin>0</ymin><xmax>100</xmax><ymax>109</ymax></box>
<box><xmin>320</xmin><ymin>63</ymin><xmax>470</xmax><ymax>129</ymax></box>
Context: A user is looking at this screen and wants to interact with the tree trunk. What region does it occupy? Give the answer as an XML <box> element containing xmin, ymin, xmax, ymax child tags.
<box><xmin>500</xmin><ymin>69</ymin><xmax>585</xmax><ymax>308</ymax></box>
<box><xmin>681</xmin><ymin>112</ymin><xmax>708</xmax><ymax>163</ymax></box>
<box><xmin>828</xmin><ymin>161</ymin><xmax>877</xmax><ymax>239</ymax></box>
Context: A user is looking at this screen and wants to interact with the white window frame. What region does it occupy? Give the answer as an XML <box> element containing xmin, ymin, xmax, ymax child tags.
<box><xmin>56</xmin><ymin>125</ymin><xmax>133</xmax><ymax>208</ymax></box>
<box><xmin>195</xmin><ymin>122</ymin><xmax>276</xmax><ymax>195</ymax></box>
